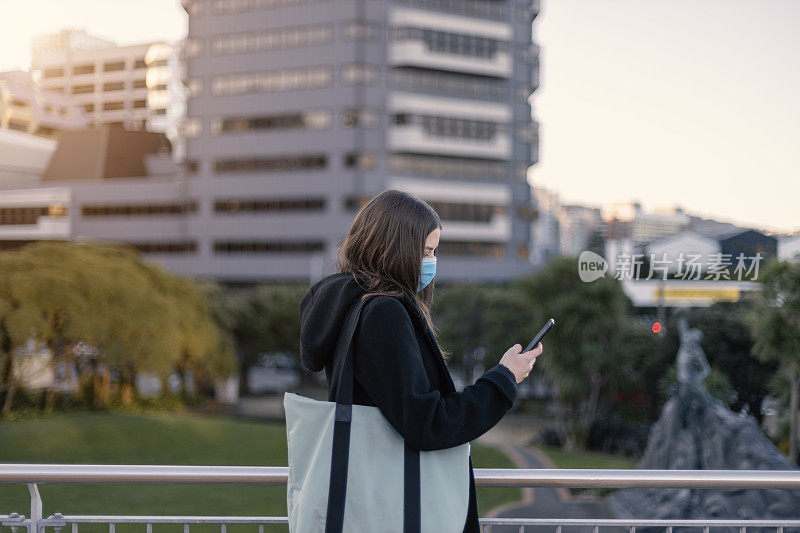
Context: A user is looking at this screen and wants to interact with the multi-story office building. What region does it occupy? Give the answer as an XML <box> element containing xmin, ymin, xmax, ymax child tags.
<box><xmin>178</xmin><ymin>0</ymin><xmax>541</xmax><ymax>283</ymax></box>
<box><xmin>0</xmin><ymin>70</ymin><xmax>86</xmax><ymax>140</ymax></box>
<box><xmin>559</xmin><ymin>204</ymin><xmax>604</xmax><ymax>257</ymax></box>
<box><xmin>31</xmin><ymin>29</ymin><xmax>184</xmax><ymax>148</ymax></box>
<box><xmin>530</xmin><ymin>186</ymin><xmax>560</xmax><ymax>265</ymax></box>
<box><xmin>604</xmin><ymin>202</ymin><xmax>690</xmax><ymax>245</ymax></box>
<box><xmin>530</xmin><ymin>186</ymin><xmax>604</xmax><ymax>264</ymax></box>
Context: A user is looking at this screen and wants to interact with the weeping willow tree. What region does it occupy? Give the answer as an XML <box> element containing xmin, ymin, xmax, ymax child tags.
<box><xmin>0</xmin><ymin>241</ymin><xmax>234</xmax><ymax>413</ymax></box>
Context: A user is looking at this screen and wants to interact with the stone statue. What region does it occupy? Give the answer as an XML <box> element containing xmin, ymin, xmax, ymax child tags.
<box><xmin>676</xmin><ymin>316</ymin><xmax>710</xmax><ymax>392</ymax></box>
<box><xmin>608</xmin><ymin>313</ymin><xmax>800</xmax><ymax>531</ymax></box>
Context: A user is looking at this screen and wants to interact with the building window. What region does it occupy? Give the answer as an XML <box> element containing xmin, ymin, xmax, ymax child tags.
<box><xmin>392</xmin><ymin>113</ymin><xmax>506</xmax><ymax>141</ymax></box>
<box><xmin>437</xmin><ymin>240</ymin><xmax>505</xmax><ymax>258</ymax></box>
<box><xmin>102</xmin><ymin>101</ymin><xmax>125</xmax><ymax>111</ymax></box>
<box><xmin>391</xmin><ymin>0</ymin><xmax>507</xmax><ymax>19</ymax></box>
<box><xmin>215</xmin><ymin>197</ymin><xmax>325</xmax><ymax>214</ymax></box>
<box><xmin>211</xmin><ymin>110</ymin><xmax>332</xmax><ymax>135</ymax></box>
<box><xmin>211</xmin><ymin>66</ymin><xmax>332</xmax><ymax>95</ymax></box>
<box><xmin>342</xmin><ymin>21</ymin><xmax>382</xmax><ymax>42</ymax></box>
<box><xmin>341</xmin><ymin>63</ymin><xmax>380</xmax><ymax>85</ymax></box>
<box><xmin>343</xmin><ymin>152</ymin><xmax>378</xmax><ymax>171</ymax></box>
<box><xmin>152</xmin><ymin>108</ymin><xmax>167</xmax><ymax>116</ymax></box>
<box><xmin>211</xmin><ymin>24</ymin><xmax>333</xmax><ymax>55</ymax></box>
<box><xmin>184</xmin><ymin>38</ymin><xmax>204</xmax><ymax>58</ymax></box>
<box><xmin>7</xmin><ymin>120</ymin><xmax>28</xmax><ymax>132</ymax></box>
<box><xmin>103</xmin><ymin>81</ymin><xmax>125</xmax><ymax>92</ymax></box>
<box><xmin>184</xmin><ymin>160</ymin><xmax>200</xmax><ymax>174</ymax></box>
<box><xmin>71</xmin><ymin>84</ymin><xmax>94</xmax><ymax>94</ymax></box>
<box><xmin>104</xmin><ymin>60</ymin><xmax>126</xmax><ymax>72</ymax></box>
<box><xmin>214</xmin><ymin>240</ymin><xmax>325</xmax><ymax>254</ymax></box>
<box><xmin>211</xmin><ymin>0</ymin><xmax>330</xmax><ymax>15</ymax></box>
<box><xmin>81</xmin><ymin>202</ymin><xmax>198</xmax><ymax>217</ymax></box>
<box><xmin>83</xmin><ymin>103</ymin><xmax>95</xmax><ymax>113</ymax></box>
<box><xmin>182</xmin><ymin>118</ymin><xmax>203</xmax><ymax>138</ymax></box>
<box><xmin>72</xmin><ymin>64</ymin><xmax>95</xmax><ymax>75</ymax></box>
<box><xmin>150</xmin><ymin>59</ymin><xmax>169</xmax><ymax>68</ymax></box>
<box><xmin>34</xmin><ymin>126</ymin><xmax>56</xmax><ymax>138</ymax></box>
<box><xmin>426</xmin><ymin>201</ymin><xmax>506</xmax><ymax>223</ymax></box>
<box><xmin>391</xmin><ymin>27</ymin><xmax>507</xmax><ymax>59</ymax></box>
<box><xmin>0</xmin><ymin>205</ymin><xmax>65</xmax><ymax>225</ymax></box>
<box><xmin>388</xmin><ymin>154</ymin><xmax>507</xmax><ymax>180</ymax></box>
<box><xmin>130</xmin><ymin>241</ymin><xmax>197</xmax><ymax>254</ymax></box>
<box><xmin>341</xmin><ymin>108</ymin><xmax>380</xmax><ymax>129</ymax></box>
<box><xmin>42</xmin><ymin>67</ymin><xmax>64</xmax><ymax>79</ymax></box>
<box><xmin>390</xmin><ymin>68</ymin><xmax>506</xmax><ymax>100</ymax></box>
<box><xmin>342</xmin><ymin>195</ymin><xmax>371</xmax><ymax>210</ymax></box>
<box><xmin>214</xmin><ymin>154</ymin><xmax>327</xmax><ymax>174</ymax></box>
<box><xmin>133</xmin><ymin>79</ymin><xmax>147</xmax><ymax>89</ymax></box>
<box><xmin>133</xmin><ymin>99</ymin><xmax>147</xmax><ymax>109</ymax></box>
<box><xmin>133</xmin><ymin>58</ymin><xmax>147</xmax><ymax>69</ymax></box>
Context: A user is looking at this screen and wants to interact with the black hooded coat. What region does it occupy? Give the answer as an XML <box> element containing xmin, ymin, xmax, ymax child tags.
<box><xmin>299</xmin><ymin>272</ymin><xmax>518</xmax><ymax>532</ymax></box>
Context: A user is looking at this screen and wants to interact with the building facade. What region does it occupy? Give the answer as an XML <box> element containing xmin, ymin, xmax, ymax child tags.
<box><xmin>31</xmin><ymin>29</ymin><xmax>183</xmax><ymax>143</ymax></box>
<box><xmin>178</xmin><ymin>0</ymin><xmax>540</xmax><ymax>283</ymax></box>
<box><xmin>0</xmin><ymin>70</ymin><xmax>86</xmax><ymax>140</ymax></box>
<box><xmin>530</xmin><ymin>186</ymin><xmax>560</xmax><ymax>265</ymax></box>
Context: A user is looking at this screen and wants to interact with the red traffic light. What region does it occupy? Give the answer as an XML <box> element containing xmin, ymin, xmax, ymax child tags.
<box><xmin>651</xmin><ymin>321</ymin><xmax>662</xmax><ymax>334</ymax></box>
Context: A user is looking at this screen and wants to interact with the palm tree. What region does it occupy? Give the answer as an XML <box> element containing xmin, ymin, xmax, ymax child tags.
<box><xmin>749</xmin><ymin>259</ymin><xmax>800</xmax><ymax>463</ymax></box>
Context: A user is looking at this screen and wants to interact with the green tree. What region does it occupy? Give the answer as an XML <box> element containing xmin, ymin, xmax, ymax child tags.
<box><xmin>686</xmin><ymin>301</ymin><xmax>776</xmax><ymax>416</ymax></box>
<box><xmin>433</xmin><ymin>283</ymin><xmax>532</xmax><ymax>372</ymax></box>
<box><xmin>509</xmin><ymin>256</ymin><xmax>642</xmax><ymax>449</ymax></box>
<box><xmin>748</xmin><ymin>259</ymin><xmax>800</xmax><ymax>463</ymax></box>
<box><xmin>231</xmin><ymin>284</ymin><xmax>305</xmax><ymax>394</ymax></box>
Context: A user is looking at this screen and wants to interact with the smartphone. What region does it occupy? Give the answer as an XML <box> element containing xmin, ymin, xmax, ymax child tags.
<box><xmin>524</xmin><ymin>318</ymin><xmax>555</xmax><ymax>353</ymax></box>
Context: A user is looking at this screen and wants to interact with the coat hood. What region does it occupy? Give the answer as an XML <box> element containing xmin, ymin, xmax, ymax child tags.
<box><xmin>299</xmin><ymin>272</ymin><xmax>425</xmax><ymax>373</ymax></box>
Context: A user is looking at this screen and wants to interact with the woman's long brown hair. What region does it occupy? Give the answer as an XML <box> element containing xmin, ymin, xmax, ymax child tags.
<box><xmin>334</xmin><ymin>189</ymin><xmax>449</xmax><ymax>360</ymax></box>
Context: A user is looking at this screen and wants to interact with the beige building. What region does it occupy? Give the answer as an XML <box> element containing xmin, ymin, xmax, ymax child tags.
<box><xmin>0</xmin><ymin>70</ymin><xmax>86</xmax><ymax>139</ymax></box>
<box><xmin>604</xmin><ymin>201</ymin><xmax>691</xmax><ymax>245</ymax></box>
<box><xmin>31</xmin><ymin>28</ymin><xmax>184</xmax><ymax>145</ymax></box>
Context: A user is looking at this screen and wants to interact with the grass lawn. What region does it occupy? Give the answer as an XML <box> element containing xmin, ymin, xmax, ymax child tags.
<box><xmin>0</xmin><ymin>411</ymin><xmax>521</xmax><ymax>531</ymax></box>
<box><xmin>536</xmin><ymin>444</ymin><xmax>636</xmax><ymax>496</ymax></box>
<box><xmin>537</xmin><ymin>445</ymin><xmax>637</xmax><ymax>470</ymax></box>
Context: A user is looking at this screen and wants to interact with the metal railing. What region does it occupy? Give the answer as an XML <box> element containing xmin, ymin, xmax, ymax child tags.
<box><xmin>2</xmin><ymin>464</ymin><xmax>800</xmax><ymax>532</ymax></box>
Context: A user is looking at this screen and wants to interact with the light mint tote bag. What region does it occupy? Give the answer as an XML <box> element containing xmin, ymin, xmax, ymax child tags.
<box><xmin>284</xmin><ymin>297</ymin><xmax>471</xmax><ymax>533</ymax></box>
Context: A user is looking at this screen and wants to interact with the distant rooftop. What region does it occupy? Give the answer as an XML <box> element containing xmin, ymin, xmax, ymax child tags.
<box><xmin>688</xmin><ymin>215</ymin><xmax>749</xmax><ymax>240</ymax></box>
<box><xmin>43</xmin><ymin>123</ymin><xmax>171</xmax><ymax>181</ymax></box>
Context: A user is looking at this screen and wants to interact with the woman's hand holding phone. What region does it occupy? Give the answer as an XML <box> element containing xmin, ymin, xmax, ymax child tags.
<box><xmin>499</xmin><ymin>342</ymin><xmax>542</xmax><ymax>384</ymax></box>
<box><xmin>499</xmin><ymin>318</ymin><xmax>554</xmax><ymax>384</ymax></box>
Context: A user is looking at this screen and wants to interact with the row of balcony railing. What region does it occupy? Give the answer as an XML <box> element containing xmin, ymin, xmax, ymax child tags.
<box><xmin>2</xmin><ymin>464</ymin><xmax>800</xmax><ymax>532</ymax></box>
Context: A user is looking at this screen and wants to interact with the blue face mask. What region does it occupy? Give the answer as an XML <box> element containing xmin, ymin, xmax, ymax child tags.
<box><xmin>417</xmin><ymin>256</ymin><xmax>437</xmax><ymax>292</ymax></box>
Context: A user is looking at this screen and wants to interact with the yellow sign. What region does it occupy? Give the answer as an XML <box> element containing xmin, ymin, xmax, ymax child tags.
<box><xmin>655</xmin><ymin>288</ymin><xmax>740</xmax><ymax>302</ymax></box>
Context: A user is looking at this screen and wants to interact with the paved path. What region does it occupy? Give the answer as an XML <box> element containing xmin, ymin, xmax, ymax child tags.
<box><xmin>476</xmin><ymin>416</ymin><xmax>618</xmax><ymax>533</ymax></box>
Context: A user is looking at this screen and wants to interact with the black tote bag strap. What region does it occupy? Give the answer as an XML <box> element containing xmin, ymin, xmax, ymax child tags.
<box><xmin>325</xmin><ymin>295</ymin><xmax>421</xmax><ymax>533</ymax></box>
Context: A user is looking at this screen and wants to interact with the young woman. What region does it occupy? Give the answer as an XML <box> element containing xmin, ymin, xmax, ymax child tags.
<box><xmin>299</xmin><ymin>189</ymin><xmax>543</xmax><ymax>532</ymax></box>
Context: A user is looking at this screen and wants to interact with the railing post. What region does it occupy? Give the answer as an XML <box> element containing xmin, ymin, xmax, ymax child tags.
<box><xmin>27</xmin><ymin>483</ymin><xmax>42</xmax><ymax>533</ymax></box>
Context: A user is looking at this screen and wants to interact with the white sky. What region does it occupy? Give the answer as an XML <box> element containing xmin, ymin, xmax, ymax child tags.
<box><xmin>530</xmin><ymin>0</ymin><xmax>800</xmax><ymax>233</ymax></box>
<box><xmin>0</xmin><ymin>0</ymin><xmax>798</xmax><ymax>233</ymax></box>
